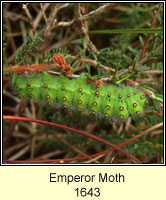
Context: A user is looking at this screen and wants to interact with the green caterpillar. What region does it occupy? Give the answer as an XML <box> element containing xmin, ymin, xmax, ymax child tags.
<box><xmin>11</xmin><ymin>72</ymin><xmax>148</xmax><ymax>121</ymax></box>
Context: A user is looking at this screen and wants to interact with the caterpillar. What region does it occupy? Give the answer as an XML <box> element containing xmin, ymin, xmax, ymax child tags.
<box><xmin>11</xmin><ymin>72</ymin><xmax>148</xmax><ymax>121</ymax></box>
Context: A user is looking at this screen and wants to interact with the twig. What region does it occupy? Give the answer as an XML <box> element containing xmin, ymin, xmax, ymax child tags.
<box><xmin>6</xmin><ymin>17</ymin><xmax>17</xmax><ymax>53</ymax></box>
<box><xmin>74</xmin><ymin>3</ymin><xmax>99</xmax><ymax>54</ymax></box>
<box><xmin>82</xmin><ymin>3</ymin><xmax>117</xmax><ymax>21</ymax></box>
<box><xmin>34</xmin><ymin>150</ymin><xmax>65</xmax><ymax>160</ymax></box>
<box><xmin>20</xmin><ymin>20</ymin><xmax>27</xmax><ymax>44</ymax></box>
<box><xmin>45</xmin><ymin>3</ymin><xmax>69</xmax><ymax>36</ymax></box>
<box><xmin>68</xmin><ymin>55</ymin><xmax>115</xmax><ymax>72</ymax></box>
<box><xmin>30</xmin><ymin>136</ymin><xmax>37</xmax><ymax>159</ymax></box>
<box><xmin>40</xmin><ymin>3</ymin><xmax>48</xmax><ymax>24</ymax></box>
<box><xmin>126</xmin><ymin>78</ymin><xmax>163</xmax><ymax>110</ymax></box>
<box><xmin>22</xmin><ymin>3</ymin><xmax>34</xmax><ymax>28</ymax></box>
<box><xmin>84</xmin><ymin>154</ymin><xmax>104</xmax><ymax>163</ymax></box>
<box><xmin>8</xmin><ymin>145</ymin><xmax>30</xmax><ymax>160</ymax></box>
<box><xmin>143</xmin><ymin>70</ymin><xmax>163</xmax><ymax>74</ymax></box>
<box><xmin>3</xmin><ymin>120</ymin><xmax>163</xmax><ymax>164</ymax></box>
<box><xmin>5</xmin><ymin>139</ymin><xmax>31</xmax><ymax>158</ymax></box>
<box><xmin>55</xmin><ymin>20</ymin><xmax>74</xmax><ymax>27</ymax></box>
<box><xmin>139</xmin><ymin>3</ymin><xmax>163</xmax><ymax>60</ymax></box>
<box><xmin>3</xmin><ymin>89</ymin><xmax>20</xmax><ymax>103</ymax></box>
<box><xmin>3</xmin><ymin>115</ymin><xmax>142</xmax><ymax>163</ymax></box>
<box><xmin>6</xmin><ymin>11</ymin><xmax>28</xmax><ymax>22</ymax></box>
<box><xmin>3</xmin><ymin>101</ymin><xmax>28</xmax><ymax>151</ymax></box>
<box><xmin>33</xmin><ymin>3</ymin><xmax>50</xmax><ymax>30</ymax></box>
<box><xmin>55</xmin><ymin>3</ymin><xmax>118</xmax><ymax>28</ymax></box>
<box><xmin>53</xmin><ymin>133</ymin><xmax>99</xmax><ymax>163</ymax></box>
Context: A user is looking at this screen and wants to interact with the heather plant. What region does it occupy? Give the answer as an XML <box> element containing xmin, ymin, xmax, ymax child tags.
<box><xmin>3</xmin><ymin>3</ymin><xmax>163</xmax><ymax>164</ymax></box>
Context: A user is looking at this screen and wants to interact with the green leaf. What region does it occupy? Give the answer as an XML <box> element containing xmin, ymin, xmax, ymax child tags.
<box><xmin>147</xmin><ymin>115</ymin><xmax>157</xmax><ymax>125</ymax></box>
<box><xmin>37</xmin><ymin>36</ymin><xmax>44</xmax><ymax>43</ymax></box>
<box><xmin>148</xmin><ymin>146</ymin><xmax>156</xmax><ymax>158</ymax></box>
<box><xmin>71</xmin><ymin>39</ymin><xmax>82</xmax><ymax>44</ymax></box>
<box><xmin>122</xmin><ymin>54</ymin><xmax>132</xmax><ymax>64</ymax></box>
<box><xmin>139</xmin><ymin>82</ymin><xmax>154</xmax><ymax>86</ymax></box>
<box><xmin>128</xmin><ymin>46</ymin><xmax>137</xmax><ymax>55</ymax></box>
<box><xmin>89</xmin><ymin>28</ymin><xmax>163</xmax><ymax>34</ymax></box>
<box><xmin>153</xmin><ymin>96</ymin><xmax>163</xmax><ymax>103</ymax></box>
<box><xmin>152</xmin><ymin>99</ymin><xmax>162</xmax><ymax>112</ymax></box>
<box><xmin>138</xmin><ymin>66</ymin><xmax>150</xmax><ymax>71</ymax></box>
<box><xmin>139</xmin><ymin>36</ymin><xmax>144</xmax><ymax>47</ymax></box>
<box><xmin>79</xmin><ymin>47</ymin><xmax>86</xmax><ymax>57</ymax></box>
<box><xmin>134</xmin><ymin>50</ymin><xmax>142</xmax><ymax>62</ymax></box>
<box><xmin>27</xmin><ymin>36</ymin><xmax>33</xmax><ymax>43</ymax></box>
<box><xmin>84</xmin><ymin>62</ymin><xmax>90</xmax><ymax>74</ymax></box>
<box><xmin>71</xmin><ymin>60</ymin><xmax>80</xmax><ymax>69</ymax></box>
<box><xmin>32</xmin><ymin>46</ymin><xmax>39</xmax><ymax>52</ymax></box>
<box><xmin>155</xmin><ymin>94</ymin><xmax>163</xmax><ymax>99</ymax></box>
<box><xmin>143</xmin><ymin>85</ymin><xmax>156</xmax><ymax>92</ymax></box>
<box><xmin>83</xmin><ymin>37</ymin><xmax>88</xmax><ymax>49</ymax></box>
<box><xmin>3</xmin><ymin>24</ymin><xmax>8</xmax><ymax>30</ymax></box>
<box><xmin>36</xmin><ymin>29</ymin><xmax>45</xmax><ymax>36</ymax></box>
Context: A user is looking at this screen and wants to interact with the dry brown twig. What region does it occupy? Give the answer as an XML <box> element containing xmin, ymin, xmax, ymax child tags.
<box><xmin>5</xmin><ymin>3</ymin><xmax>118</xmax><ymax>63</ymax></box>
<box><xmin>82</xmin><ymin>3</ymin><xmax>118</xmax><ymax>21</ymax></box>
<box><xmin>74</xmin><ymin>3</ymin><xmax>99</xmax><ymax>54</ymax></box>
<box><xmin>44</xmin><ymin>3</ymin><xmax>69</xmax><ymax>36</ymax></box>
<box><xmin>22</xmin><ymin>3</ymin><xmax>34</xmax><ymax>28</ymax></box>
<box><xmin>139</xmin><ymin>3</ymin><xmax>163</xmax><ymax>60</ymax></box>
<box><xmin>68</xmin><ymin>55</ymin><xmax>115</xmax><ymax>73</ymax></box>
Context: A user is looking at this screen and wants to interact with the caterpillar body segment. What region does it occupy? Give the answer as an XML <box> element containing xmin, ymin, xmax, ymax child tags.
<box><xmin>12</xmin><ymin>72</ymin><xmax>147</xmax><ymax>121</ymax></box>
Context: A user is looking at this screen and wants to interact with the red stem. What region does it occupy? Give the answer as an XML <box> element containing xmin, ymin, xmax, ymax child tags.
<box><xmin>3</xmin><ymin>115</ymin><xmax>141</xmax><ymax>163</ymax></box>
